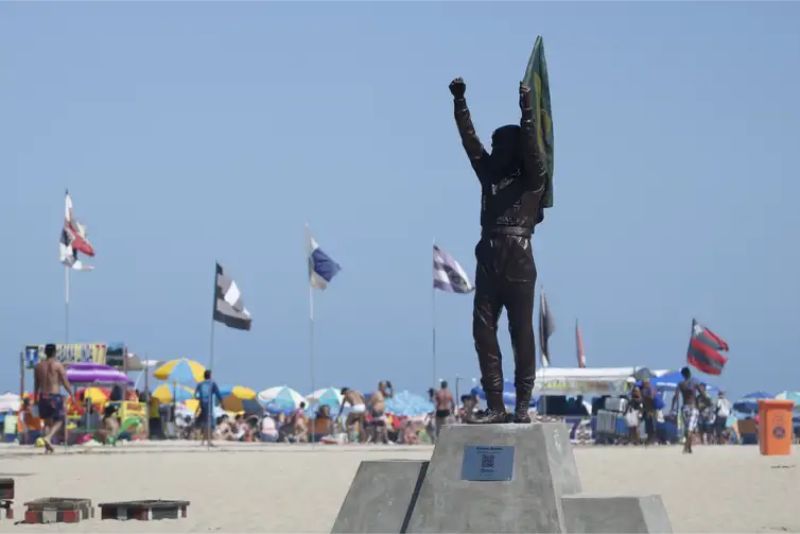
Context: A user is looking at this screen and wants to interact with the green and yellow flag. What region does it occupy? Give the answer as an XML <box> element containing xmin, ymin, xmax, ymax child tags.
<box><xmin>522</xmin><ymin>36</ymin><xmax>554</xmax><ymax>209</ymax></box>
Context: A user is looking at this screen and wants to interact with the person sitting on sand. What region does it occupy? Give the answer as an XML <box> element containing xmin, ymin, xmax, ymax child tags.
<box><xmin>94</xmin><ymin>404</ymin><xmax>120</xmax><ymax>445</ymax></box>
<box><xmin>338</xmin><ymin>388</ymin><xmax>367</xmax><ymax>443</ymax></box>
<box><xmin>403</xmin><ymin>420</ymin><xmax>419</xmax><ymax>445</ymax></box>
<box><xmin>292</xmin><ymin>403</ymin><xmax>309</xmax><ymax>443</ymax></box>
<box><xmin>34</xmin><ymin>343</ymin><xmax>74</xmax><ymax>453</ymax></box>
<box><xmin>260</xmin><ymin>414</ymin><xmax>279</xmax><ymax>442</ymax></box>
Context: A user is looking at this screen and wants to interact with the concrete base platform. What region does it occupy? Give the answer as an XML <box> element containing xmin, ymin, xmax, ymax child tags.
<box><xmin>562</xmin><ymin>495</ymin><xmax>672</xmax><ymax>533</ymax></box>
<box><xmin>406</xmin><ymin>423</ymin><xmax>581</xmax><ymax>533</ymax></box>
<box><xmin>331</xmin><ymin>460</ymin><xmax>428</xmax><ymax>533</ymax></box>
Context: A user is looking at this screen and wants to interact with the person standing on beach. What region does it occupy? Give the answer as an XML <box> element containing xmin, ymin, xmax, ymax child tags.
<box><xmin>640</xmin><ymin>378</ymin><xmax>658</xmax><ymax>445</ymax></box>
<box><xmin>194</xmin><ymin>369</ymin><xmax>223</xmax><ymax>447</ymax></box>
<box><xmin>338</xmin><ymin>388</ymin><xmax>367</xmax><ymax>443</ymax></box>
<box><xmin>434</xmin><ymin>381</ymin><xmax>455</xmax><ymax>438</ymax></box>
<box><xmin>33</xmin><ymin>343</ymin><xmax>73</xmax><ymax>453</ymax></box>
<box><xmin>671</xmin><ymin>367</ymin><xmax>701</xmax><ymax>454</ymax></box>
<box><xmin>714</xmin><ymin>391</ymin><xmax>732</xmax><ymax>444</ymax></box>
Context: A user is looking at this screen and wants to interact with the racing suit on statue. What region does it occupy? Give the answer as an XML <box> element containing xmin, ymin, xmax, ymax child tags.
<box><xmin>450</xmin><ymin>78</ymin><xmax>547</xmax><ymax>424</ymax></box>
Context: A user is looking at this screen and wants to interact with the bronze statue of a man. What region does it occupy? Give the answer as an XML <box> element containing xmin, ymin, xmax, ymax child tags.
<box><xmin>449</xmin><ymin>77</ymin><xmax>547</xmax><ymax>424</ymax></box>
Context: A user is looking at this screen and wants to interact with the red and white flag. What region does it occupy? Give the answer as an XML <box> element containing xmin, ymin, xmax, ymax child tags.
<box><xmin>575</xmin><ymin>320</ymin><xmax>586</xmax><ymax>368</ymax></box>
<box><xmin>59</xmin><ymin>190</ymin><xmax>95</xmax><ymax>271</ymax></box>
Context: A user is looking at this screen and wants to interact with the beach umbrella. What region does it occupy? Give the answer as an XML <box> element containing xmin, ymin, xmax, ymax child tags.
<box><xmin>219</xmin><ymin>385</ymin><xmax>257</xmax><ymax>413</ymax></box>
<box><xmin>775</xmin><ymin>391</ymin><xmax>800</xmax><ymax>411</ymax></box>
<box><xmin>153</xmin><ymin>358</ymin><xmax>206</xmax><ymax>384</ymax></box>
<box><xmin>258</xmin><ymin>386</ymin><xmax>305</xmax><ymax>413</ymax></box>
<box><xmin>385</xmin><ymin>390</ymin><xmax>435</xmax><ymax>417</ymax></box>
<box><xmin>82</xmin><ymin>387</ymin><xmax>110</xmax><ymax>404</ymax></box>
<box><xmin>152</xmin><ymin>383</ymin><xmax>195</xmax><ymax>403</ymax></box>
<box><xmin>0</xmin><ymin>393</ymin><xmax>20</xmax><ymax>413</ymax></box>
<box><xmin>306</xmin><ymin>387</ymin><xmax>344</xmax><ymax>411</ymax></box>
<box><xmin>733</xmin><ymin>391</ymin><xmax>773</xmax><ymax>415</ymax></box>
<box><xmin>66</xmin><ymin>363</ymin><xmax>131</xmax><ymax>385</ymax></box>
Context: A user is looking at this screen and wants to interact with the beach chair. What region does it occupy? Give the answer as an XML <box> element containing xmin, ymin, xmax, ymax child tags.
<box><xmin>737</xmin><ymin>418</ymin><xmax>758</xmax><ymax>445</ymax></box>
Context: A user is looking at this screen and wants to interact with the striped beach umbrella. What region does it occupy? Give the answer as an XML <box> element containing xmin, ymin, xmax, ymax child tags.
<box><xmin>258</xmin><ymin>386</ymin><xmax>305</xmax><ymax>413</ymax></box>
<box><xmin>153</xmin><ymin>383</ymin><xmax>195</xmax><ymax>403</ymax></box>
<box><xmin>219</xmin><ymin>385</ymin><xmax>258</xmax><ymax>413</ymax></box>
<box><xmin>306</xmin><ymin>387</ymin><xmax>344</xmax><ymax>411</ymax></box>
<box><xmin>153</xmin><ymin>358</ymin><xmax>206</xmax><ymax>384</ymax></box>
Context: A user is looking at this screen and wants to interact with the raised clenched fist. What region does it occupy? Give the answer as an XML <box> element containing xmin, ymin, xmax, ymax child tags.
<box><xmin>449</xmin><ymin>77</ymin><xmax>466</xmax><ymax>98</ymax></box>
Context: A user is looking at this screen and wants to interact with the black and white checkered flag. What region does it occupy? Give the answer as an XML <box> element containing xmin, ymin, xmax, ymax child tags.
<box><xmin>213</xmin><ymin>263</ymin><xmax>252</xmax><ymax>331</ymax></box>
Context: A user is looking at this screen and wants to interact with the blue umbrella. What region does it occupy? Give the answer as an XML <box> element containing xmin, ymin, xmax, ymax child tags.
<box><xmin>733</xmin><ymin>391</ymin><xmax>773</xmax><ymax>415</ymax></box>
<box><xmin>385</xmin><ymin>391</ymin><xmax>434</xmax><ymax>417</ymax></box>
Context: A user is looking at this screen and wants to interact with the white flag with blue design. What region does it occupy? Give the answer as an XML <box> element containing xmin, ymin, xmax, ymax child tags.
<box><xmin>433</xmin><ymin>244</ymin><xmax>473</xmax><ymax>294</ymax></box>
<box><xmin>307</xmin><ymin>228</ymin><xmax>341</xmax><ymax>290</ymax></box>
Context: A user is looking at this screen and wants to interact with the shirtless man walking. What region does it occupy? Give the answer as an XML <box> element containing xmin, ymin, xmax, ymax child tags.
<box><xmin>434</xmin><ymin>380</ymin><xmax>455</xmax><ymax>439</ymax></box>
<box><xmin>339</xmin><ymin>387</ymin><xmax>367</xmax><ymax>443</ymax></box>
<box><xmin>34</xmin><ymin>344</ymin><xmax>73</xmax><ymax>453</ymax></box>
<box><xmin>671</xmin><ymin>367</ymin><xmax>701</xmax><ymax>454</ymax></box>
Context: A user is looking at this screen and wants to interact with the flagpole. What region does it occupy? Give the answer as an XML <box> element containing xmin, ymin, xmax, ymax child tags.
<box><xmin>306</xmin><ymin>224</ymin><xmax>317</xmax><ymax>445</ymax></box>
<box><xmin>65</xmin><ymin>266</ymin><xmax>70</xmax><ymax>343</ymax></box>
<box><xmin>432</xmin><ymin>238</ymin><xmax>437</xmax><ymax>389</ymax></box>
<box><xmin>208</xmin><ymin>263</ymin><xmax>217</xmax><ymax>449</ymax></box>
<box><xmin>309</xmin><ymin>282</ymin><xmax>316</xmax><ymax>445</ymax></box>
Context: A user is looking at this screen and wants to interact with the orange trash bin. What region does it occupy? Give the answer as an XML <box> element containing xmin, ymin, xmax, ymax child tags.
<box><xmin>758</xmin><ymin>399</ymin><xmax>795</xmax><ymax>455</ymax></box>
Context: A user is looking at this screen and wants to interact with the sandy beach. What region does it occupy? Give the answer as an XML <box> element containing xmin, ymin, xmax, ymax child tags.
<box><xmin>0</xmin><ymin>441</ymin><xmax>797</xmax><ymax>533</ymax></box>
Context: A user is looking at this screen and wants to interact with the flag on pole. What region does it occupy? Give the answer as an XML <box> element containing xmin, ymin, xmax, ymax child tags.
<box><xmin>576</xmin><ymin>320</ymin><xmax>586</xmax><ymax>368</ymax></box>
<box><xmin>213</xmin><ymin>263</ymin><xmax>252</xmax><ymax>331</ymax></box>
<box><xmin>59</xmin><ymin>190</ymin><xmax>95</xmax><ymax>271</ymax></box>
<box><xmin>687</xmin><ymin>319</ymin><xmax>729</xmax><ymax>375</ymax></box>
<box><xmin>538</xmin><ymin>291</ymin><xmax>555</xmax><ymax>367</ymax></box>
<box><xmin>433</xmin><ymin>245</ymin><xmax>473</xmax><ymax>294</ymax></box>
<box><xmin>522</xmin><ymin>35</ymin><xmax>555</xmax><ymax>210</ymax></box>
<box><xmin>307</xmin><ymin>229</ymin><xmax>341</xmax><ymax>290</ymax></box>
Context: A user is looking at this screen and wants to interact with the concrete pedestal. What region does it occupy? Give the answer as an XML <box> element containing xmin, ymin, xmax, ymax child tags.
<box><xmin>406</xmin><ymin>423</ymin><xmax>580</xmax><ymax>533</ymax></box>
<box><xmin>331</xmin><ymin>460</ymin><xmax>428</xmax><ymax>534</ymax></box>
<box><xmin>331</xmin><ymin>423</ymin><xmax>672</xmax><ymax>534</ymax></box>
<box><xmin>562</xmin><ymin>495</ymin><xmax>672</xmax><ymax>533</ymax></box>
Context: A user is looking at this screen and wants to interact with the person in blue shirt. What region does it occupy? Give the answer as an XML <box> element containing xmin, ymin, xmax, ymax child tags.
<box><xmin>194</xmin><ymin>370</ymin><xmax>223</xmax><ymax>446</ymax></box>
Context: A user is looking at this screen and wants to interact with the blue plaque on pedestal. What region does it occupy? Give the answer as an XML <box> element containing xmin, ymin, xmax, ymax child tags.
<box><xmin>461</xmin><ymin>445</ymin><xmax>515</xmax><ymax>481</ymax></box>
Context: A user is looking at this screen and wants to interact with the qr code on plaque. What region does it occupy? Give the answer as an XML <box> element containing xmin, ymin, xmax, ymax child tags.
<box><xmin>481</xmin><ymin>453</ymin><xmax>495</xmax><ymax>469</ymax></box>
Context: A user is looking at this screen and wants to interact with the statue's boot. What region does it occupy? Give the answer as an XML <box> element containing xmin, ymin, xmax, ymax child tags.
<box><xmin>514</xmin><ymin>388</ymin><xmax>532</xmax><ymax>424</ymax></box>
<box><xmin>467</xmin><ymin>391</ymin><xmax>509</xmax><ymax>424</ymax></box>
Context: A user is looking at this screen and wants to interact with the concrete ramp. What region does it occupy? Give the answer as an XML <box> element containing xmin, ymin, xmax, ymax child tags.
<box><xmin>406</xmin><ymin>423</ymin><xmax>580</xmax><ymax>533</ymax></box>
<box><xmin>562</xmin><ymin>494</ymin><xmax>672</xmax><ymax>533</ymax></box>
<box><xmin>331</xmin><ymin>460</ymin><xmax>428</xmax><ymax>534</ymax></box>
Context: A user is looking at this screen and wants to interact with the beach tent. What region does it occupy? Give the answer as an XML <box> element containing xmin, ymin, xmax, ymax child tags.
<box><xmin>654</xmin><ymin>371</ymin><xmax>719</xmax><ymax>392</ymax></box>
<box><xmin>533</xmin><ymin>367</ymin><xmax>639</xmax><ymax>397</ymax></box>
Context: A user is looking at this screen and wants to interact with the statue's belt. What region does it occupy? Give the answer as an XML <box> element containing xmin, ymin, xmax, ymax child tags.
<box><xmin>481</xmin><ymin>226</ymin><xmax>531</xmax><ymax>238</ymax></box>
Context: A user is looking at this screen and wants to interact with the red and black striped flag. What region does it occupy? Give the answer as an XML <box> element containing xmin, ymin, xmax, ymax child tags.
<box><xmin>687</xmin><ymin>319</ymin><xmax>729</xmax><ymax>375</ymax></box>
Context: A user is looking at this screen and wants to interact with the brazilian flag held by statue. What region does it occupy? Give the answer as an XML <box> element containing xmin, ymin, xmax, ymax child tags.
<box><xmin>522</xmin><ymin>35</ymin><xmax>554</xmax><ymax>209</ymax></box>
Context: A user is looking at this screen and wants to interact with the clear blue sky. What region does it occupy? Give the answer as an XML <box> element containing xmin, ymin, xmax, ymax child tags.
<box><xmin>2</xmin><ymin>2</ymin><xmax>799</xmax><ymax>399</ymax></box>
